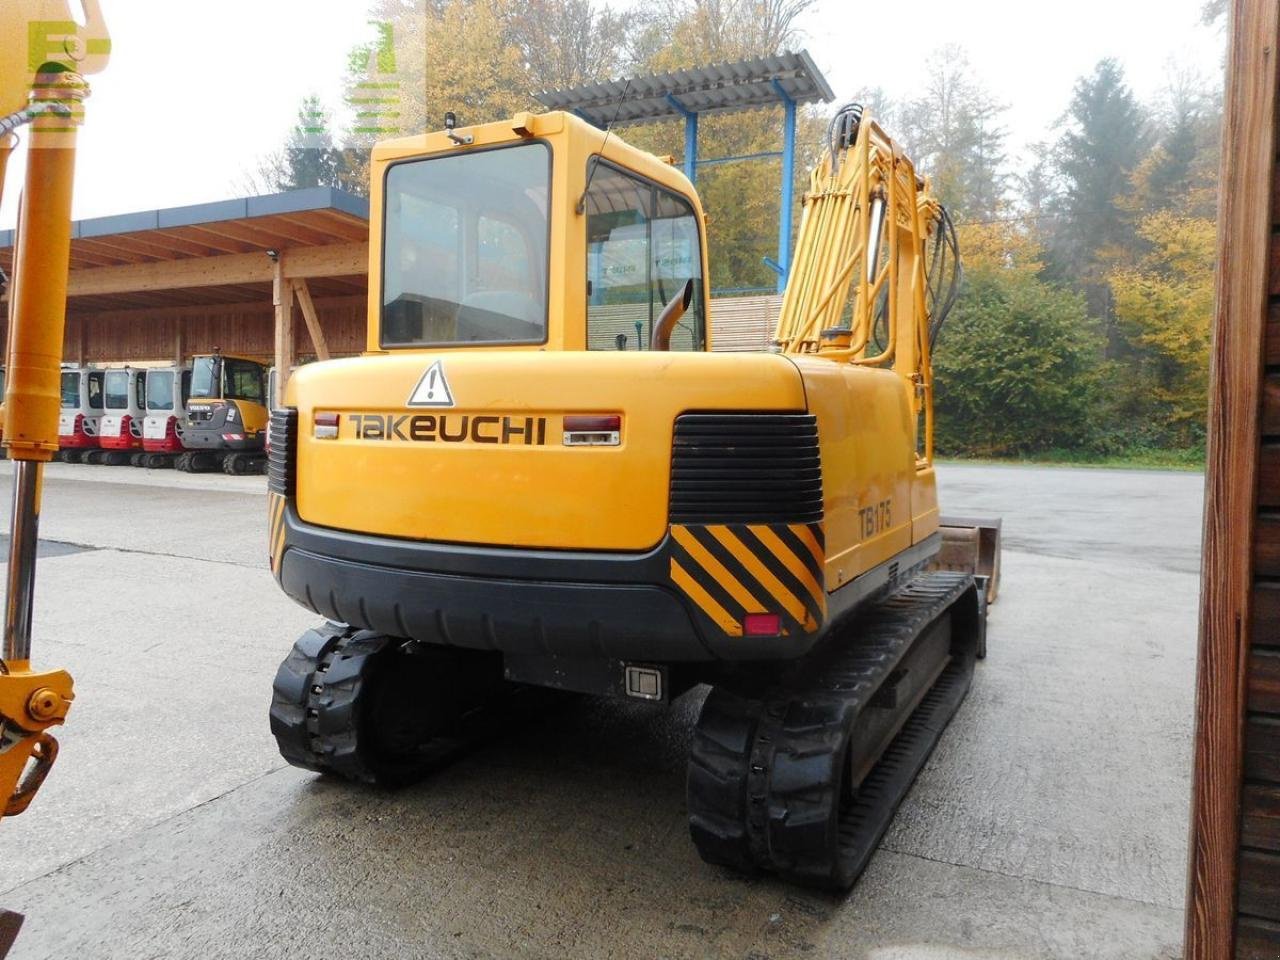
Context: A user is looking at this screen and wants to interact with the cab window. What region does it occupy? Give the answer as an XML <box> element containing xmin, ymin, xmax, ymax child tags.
<box><xmin>60</xmin><ymin>372</ymin><xmax>78</xmax><ymax>408</ymax></box>
<box><xmin>382</xmin><ymin>142</ymin><xmax>550</xmax><ymax>347</ymax></box>
<box><xmin>585</xmin><ymin>159</ymin><xmax>704</xmax><ymax>351</ymax></box>
<box><xmin>87</xmin><ymin>371</ymin><xmax>104</xmax><ymax>410</ymax></box>
<box><xmin>104</xmin><ymin>370</ymin><xmax>129</xmax><ymax>409</ymax></box>
<box><xmin>224</xmin><ymin>360</ymin><xmax>264</xmax><ymax>403</ymax></box>
<box><xmin>148</xmin><ymin>371</ymin><xmax>174</xmax><ymax>411</ymax></box>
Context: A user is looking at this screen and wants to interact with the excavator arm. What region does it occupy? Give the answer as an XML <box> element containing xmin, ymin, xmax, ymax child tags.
<box><xmin>773</xmin><ymin>103</ymin><xmax>997</xmax><ymax>601</ymax></box>
<box><xmin>0</xmin><ymin>1</ymin><xmax>110</xmax><ymax>834</ymax></box>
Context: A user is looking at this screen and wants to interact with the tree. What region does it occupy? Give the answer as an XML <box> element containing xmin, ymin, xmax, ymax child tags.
<box><xmin>504</xmin><ymin>0</ymin><xmax>638</xmax><ymax>92</ymax></box>
<box><xmin>1047</xmin><ymin>59</ymin><xmax>1148</xmax><ymax>298</ymax></box>
<box><xmin>896</xmin><ymin>46</ymin><xmax>1009</xmax><ymax>223</ymax></box>
<box><xmin>1107</xmin><ymin>212</ymin><xmax>1215</xmax><ymax>448</ymax></box>
<box><xmin>933</xmin><ymin>223</ymin><xmax>1104</xmax><ymax>456</ymax></box>
<box><xmin>248</xmin><ymin>96</ymin><xmax>362</xmax><ymax>194</ymax></box>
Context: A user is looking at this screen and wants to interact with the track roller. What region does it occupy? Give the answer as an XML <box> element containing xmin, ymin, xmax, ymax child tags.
<box><xmin>270</xmin><ymin>623</ymin><xmax>509</xmax><ymax>786</ymax></box>
<box><xmin>82</xmin><ymin>449</ymin><xmax>105</xmax><ymax>465</ymax></box>
<box><xmin>175</xmin><ymin>451</ymin><xmax>218</xmax><ymax>473</ymax></box>
<box><xmin>129</xmin><ymin>452</ymin><xmax>147</xmax><ymax>467</ymax></box>
<box><xmin>687</xmin><ymin>572</ymin><xmax>983</xmax><ymax>890</ymax></box>
<box><xmin>223</xmin><ymin>452</ymin><xmax>266</xmax><ymax>475</ymax></box>
<box><xmin>101</xmin><ymin>451</ymin><xmax>131</xmax><ymax>466</ymax></box>
<box><xmin>145</xmin><ymin>453</ymin><xmax>173</xmax><ymax>469</ymax></box>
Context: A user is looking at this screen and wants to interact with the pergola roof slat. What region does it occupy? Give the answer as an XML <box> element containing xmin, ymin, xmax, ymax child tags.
<box><xmin>535</xmin><ymin>50</ymin><xmax>834</xmax><ymax>127</ymax></box>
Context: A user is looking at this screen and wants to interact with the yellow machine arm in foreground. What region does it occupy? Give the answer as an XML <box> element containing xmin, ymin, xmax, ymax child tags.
<box><xmin>0</xmin><ymin>2</ymin><xmax>110</xmax><ymax>836</ymax></box>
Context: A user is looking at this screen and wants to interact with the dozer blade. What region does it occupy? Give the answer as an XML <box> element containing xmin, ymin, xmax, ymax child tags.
<box><xmin>929</xmin><ymin>515</ymin><xmax>1002</xmax><ymax>604</ymax></box>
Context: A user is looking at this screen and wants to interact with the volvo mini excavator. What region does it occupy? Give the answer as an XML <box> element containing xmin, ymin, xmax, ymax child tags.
<box><xmin>179</xmin><ymin>351</ymin><xmax>269</xmax><ymax>475</ymax></box>
<box><xmin>268</xmin><ymin>102</ymin><xmax>999</xmax><ymax>889</ymax></box>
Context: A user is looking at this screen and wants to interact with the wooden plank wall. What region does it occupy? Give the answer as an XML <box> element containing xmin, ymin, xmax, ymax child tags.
<box><xmin>0</xmin><ymin>296</ymin><xmax>367</xmax><ymax>366</ymax></box>
<box><xmin>1187</xmin><ymin>0</ymin><xmax>1280</xmax><ymax>955</ymax></box>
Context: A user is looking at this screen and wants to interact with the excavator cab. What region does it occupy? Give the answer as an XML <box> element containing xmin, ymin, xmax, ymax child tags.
<box><xmin>181</xmin><ymin>353</ymin><xmax>268</xmax><ymax>474</ymax></box>
<box><xmin>141</xmin><ymin>364</ymin><xmax>191</xmax><ymax>466</ymax></box>
<box><xmin>96</xmin><ymin>366</ymin><xmax>146</xmax><ymax>464</ymax></box>
<box><xmin>57</xmin><ymin>364</ymin><xmax>103</xmax><ymax>462</ymax></box>
<box><xmin>377</xmin><ymin>113</ymin><xmax>708</xmax><ymax>353</ymax></box>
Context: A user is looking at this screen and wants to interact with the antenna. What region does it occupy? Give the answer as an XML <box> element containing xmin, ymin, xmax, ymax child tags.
<box><xmin>576</xmin><ymin>78</ymin><xmax>632</xmax><ymax>215</ymax></box>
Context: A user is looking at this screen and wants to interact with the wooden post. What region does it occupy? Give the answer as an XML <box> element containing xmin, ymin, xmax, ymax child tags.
<box><xmin>173</xmin><ymin>316</ymin><xmax>184</xmax><ymax>367</ymax></box>
<box><xmin>272</xmin><ymin>255</ymin><xmax>294</xmax><ymax>407</ymax></box>
<box><xmin>291</xmin><ymin>278</ymin><xmax>331</xmax><ymax>361</ymax></box>
<box><xmin>1185</xmin><ymin>0</ymin><xmax>1280</xmax><ymax>955</ymax></box>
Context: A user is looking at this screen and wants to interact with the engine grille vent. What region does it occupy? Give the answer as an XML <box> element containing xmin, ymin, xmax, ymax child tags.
<box><xmin>670</xmin><ymin>413</ymin><xmax>823</xmax><ymax>524</ymax></box>
<box><xmin>267</xmin><ymin>408</ymin><xmax>298</xmax><ymax>496</ymax></box>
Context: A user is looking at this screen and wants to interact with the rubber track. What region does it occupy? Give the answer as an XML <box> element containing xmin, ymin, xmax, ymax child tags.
<box><xmin>270</xmin><ymin>623</ymin><xmax>565</xmax><ymax>785</ymax></box>
<box><xmin>269</xmin><ymin>622</ymin><xmax>390</xmax><ymax>783</ymax></box>
<box><xmin>688</xmin><ymin>571</ymin><xmax>979</xmax><ymax>889</ymax></box>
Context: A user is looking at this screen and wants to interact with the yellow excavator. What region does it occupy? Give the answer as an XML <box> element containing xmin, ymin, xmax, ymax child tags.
<box><xmin>0</xmin><ymin>1</ymin><xmax>110</xmax><ymax>951</ymax></box>
<box><xmin>267</xmin><ymin>105</ymin><xmax>999</xmax><ymax>887</ymax></box>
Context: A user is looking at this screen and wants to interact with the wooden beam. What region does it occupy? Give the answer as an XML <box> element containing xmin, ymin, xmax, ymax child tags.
<box><xmin>272</xmin><ymin>257</ymin><xmax>294</xmax><ymax>406</ymax></box>
<box><xmin>291</xmin><ymin>278</ymin><xmax>331</xmax><ymax>361</ymax></box>
<box><xmin>1185</xmin><ymin>0</ymin><xmax>1280</xmax><ymax>955</ymax></box>
<box><xmin>284</xmin><ymin>242</ymin><xmax>368</xmax><ymax>279</ymax></box>
<box><xmin>62</xmin><ymin>241</ymin><xmax>368</xmax><ymax>298</ymax></box>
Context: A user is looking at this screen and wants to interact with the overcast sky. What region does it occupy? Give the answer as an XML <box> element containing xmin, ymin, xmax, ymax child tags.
<box><xmin>0</xmin><ymin>0</ymin><xmax>1225</xmax><ymax>230</ymax></box>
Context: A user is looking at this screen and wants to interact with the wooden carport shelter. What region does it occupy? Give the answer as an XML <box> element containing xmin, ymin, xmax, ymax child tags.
<box><xmin>0</xmin><ymin>187</ymin><xmax>370</xmax><ymax>404</ymax></box>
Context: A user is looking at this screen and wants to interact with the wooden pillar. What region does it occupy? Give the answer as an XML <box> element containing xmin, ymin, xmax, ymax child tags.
<box><xmin>291</xmin><ymin>278</ymin><xmax>331</xmax><ymax>361</ymax></box>
<box><xmin>1185</xmin><ymin>0</ymin><xmax>1280</xmax><ymax>955</ymax></box>
<box><xmin>272</xmin><ymin>255</ymin><xmax>293</xmax><ymax>406</ymax></box>
<box><xmin>173</xmin><ymin>315</ymin><xmax>184</xmax><ymax>367</ymax></box>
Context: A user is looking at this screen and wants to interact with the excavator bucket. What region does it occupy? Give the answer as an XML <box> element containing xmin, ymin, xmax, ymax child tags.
<box><xmin>929</xmin><ymin>516</ymin><xmax>1002</xmax><ymax>605</ymax></box>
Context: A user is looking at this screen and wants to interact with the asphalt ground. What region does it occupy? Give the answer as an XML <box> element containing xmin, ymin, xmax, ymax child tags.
<box><xmin>0</xmin><ymin>460</ymin><xmax>1203</xmax><ymax>959</ymax></box>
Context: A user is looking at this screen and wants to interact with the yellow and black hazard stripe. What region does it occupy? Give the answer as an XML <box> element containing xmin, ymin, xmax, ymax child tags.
<box><xmin>668</xmin><ymin>522</ymin><xmax>826</xmax><ymax>638</ymax></box>
<box><xmin>267</xmin><ymin>491</ymin><xmax>288</xmax><ymax>577</ymax></box>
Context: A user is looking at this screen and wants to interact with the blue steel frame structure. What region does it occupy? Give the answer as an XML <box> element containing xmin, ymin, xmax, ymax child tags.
<box><xmin>534</xmin><ymin>52</ymin><xmax>834</xmax><ymax>293</ymax></box>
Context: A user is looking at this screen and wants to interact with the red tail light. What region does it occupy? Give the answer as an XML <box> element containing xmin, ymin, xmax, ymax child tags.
<box><xmin>742</xmin><ymin>613</ymin><xmax>782</xmax><ymax>636</ymax></box>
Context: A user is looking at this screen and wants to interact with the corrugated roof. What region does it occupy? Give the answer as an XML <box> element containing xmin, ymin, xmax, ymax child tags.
<box><xmin>534</xmin><ymin>50</ymin><xmax>834</xmax><ymax>127</ymax></box>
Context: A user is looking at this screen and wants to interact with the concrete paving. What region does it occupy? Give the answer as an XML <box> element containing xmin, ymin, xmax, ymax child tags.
<box><xmin>0</xmin><ymin>461</ymin><xmax>1200</xmax><ymax>959</ymax></box>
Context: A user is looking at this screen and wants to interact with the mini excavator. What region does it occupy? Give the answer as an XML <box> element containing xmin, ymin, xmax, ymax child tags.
<box><xmin>267</xmin><ymin>102</ymin><xmax>1000</xmax><ymax>887</ymax></box>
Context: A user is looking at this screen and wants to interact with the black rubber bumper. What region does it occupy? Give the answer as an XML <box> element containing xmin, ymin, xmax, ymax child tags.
<box><xmin>276</xmin><ymin>505</ymin><xmax>721</xmax><ymax>661</ymax></box>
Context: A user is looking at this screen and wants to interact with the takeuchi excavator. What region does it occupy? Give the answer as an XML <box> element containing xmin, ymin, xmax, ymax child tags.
<box><xmin>267</xmin><ymin>104</ymin><xmax>999</xmax><ymax>888</ymax></box>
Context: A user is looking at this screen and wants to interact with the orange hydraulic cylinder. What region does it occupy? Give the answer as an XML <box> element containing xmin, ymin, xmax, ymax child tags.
<box><xmin>4</xmin><ymin>80</ymin><xmax>81</xmax><ymax>462</ymax></box>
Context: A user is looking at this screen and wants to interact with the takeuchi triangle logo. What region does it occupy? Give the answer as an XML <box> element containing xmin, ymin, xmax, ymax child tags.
<box><xmin>407</xmin><ymin>361</ymin><xmax>455</xmax><ymax>407</ymax></box>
